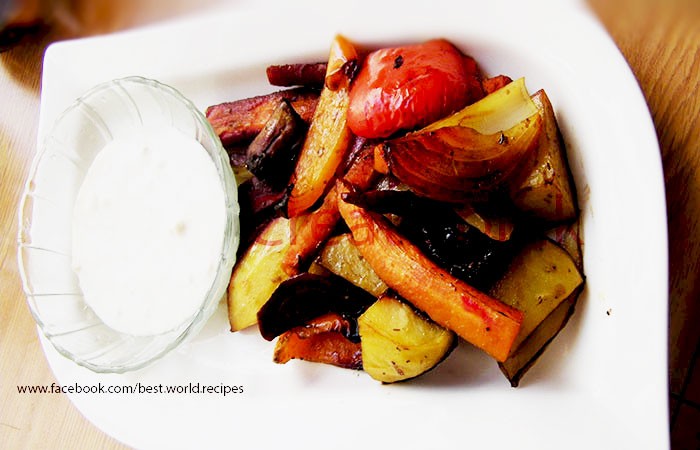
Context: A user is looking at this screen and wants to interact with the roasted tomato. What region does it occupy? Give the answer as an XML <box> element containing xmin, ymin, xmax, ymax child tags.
<box><xmin>347</xmin><ymin>39</ymin><xmax>483</xmax><ymax>139</ymax></box>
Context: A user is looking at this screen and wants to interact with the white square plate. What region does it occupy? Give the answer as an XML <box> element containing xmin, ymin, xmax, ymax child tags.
<box><xmin>33</xmin><ymin>1</ymin><xmax>668</xmax><ymax>449</ymax></box>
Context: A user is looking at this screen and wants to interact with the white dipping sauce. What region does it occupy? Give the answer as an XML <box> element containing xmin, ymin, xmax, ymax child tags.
<box><xmin>72</xmin><ymin>126</ymin><xmax>226</xmax><ymax>336</ymax></box>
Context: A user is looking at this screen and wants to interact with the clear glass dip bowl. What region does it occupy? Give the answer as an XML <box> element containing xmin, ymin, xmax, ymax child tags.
<box><xmin>17</xmin><ymin>76</ymin><xmax>239</xmax><ymax>373</ymax></box>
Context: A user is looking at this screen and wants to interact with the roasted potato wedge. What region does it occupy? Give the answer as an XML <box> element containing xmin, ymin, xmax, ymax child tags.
<box><xmin>286</xmin><ymin>85</ymin><xmax>352</xmax><ymax>216</ymax></box>
<box><xmin>508</xmin><ymin>89</ymin><xmax>578</xmax><ymax>222</ymax></box>
<box><xmin>319</xmin><ymin>233</ymin><xmax>388</xmax><ymax>297</ymax></box>
<box><xmin>495</xmin><ymin>227</ymin><xmax>583</xmax><ymax>386</ymax></box>
<box><xmin>489</xmin><ymin>238</ymin><xmax>583</xmax><ymax>351</ymax></box>
<box><xmin>307</xmin><ymin>259</ymin><xmax>333</xmax><ymax>276</ymax></box>
<box><xmin>489</xmin><ymin>239</ymin><xmax>583</xmax><ymax>350</ymax></box>
<box><xmin>499</xmin><ymin>291</ymin><xmax>579</xmax><ymax>387</ymax></box>
<box><xmin>227</xmin><ymin>217</ymin><xmax>294</xmax><ymax>331</ymax></box>
<box><xmin>359</xmin><ymin>293</ymin><xmax>456</xmax><ymax>383</ymax></box>
<box><xmin>287</xmin><ymin>36</ymin><xmax>357</xmax><ymax>217</ymax></box>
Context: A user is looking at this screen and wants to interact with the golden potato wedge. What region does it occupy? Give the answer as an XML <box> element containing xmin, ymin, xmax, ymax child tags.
<box><xmin>287</xmin><ymin>35</ymin><xmax>357</xmax><ymax>217</ymax></box>
<box><xmin>489</xmin><ymin>238</ymin><xmax>583</xmax><ymax>386</ymax></box>
<box><xmin>307</xmin><ymin>259</ymin><xmax>333</xmax><ymax>276</ymax></box>
<box><xmin>227</xmin><ymin>217</ymin><xmax>294</xmax><ymax>331</ymax></box>
<box><xmin>489</xmin><ymin>239</ymin><xmax>583</xmax><ymax>350</ymax></box>
<box><xmin>319</xmin><ymin>233</ymin><xmax>388</xmax><ymax>297</ymax></box>
<box><xmin>359</xmin><ymin>293</ymin><xmax>456</xmax><ymax>383</ymax></box>
<box><xmin>508</xmin><ymin>89</ymin><xmax>578</xmax><ymax>222</ymax></box>
<box><xmin>499</xmin><ymin>290</ymin><xmax>579</xmax><ymax>387</ymax></box>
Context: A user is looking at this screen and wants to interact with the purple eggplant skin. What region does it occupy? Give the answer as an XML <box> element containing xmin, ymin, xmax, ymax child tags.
<box><xmin>257</xmin><ymin>273</ymin><xmax>376</xmax><ymax>342</ymax></box>
<box><xmin>236</xmin><ymin>100</ymin><xmax>306</xmax><ymax>255</ymax></box>
<box><xmin>245</xmin><ymin>99</ymin><xmax>307</xmax><ymax>187</ymax></box>
<box><xmin>266</xmin><ymin>62</ymin><xmax>327</xmax><ymax>88</ymax></box>
<box><xmin>236</xmin><ymin>178</ymin><xmax>289</xmax><ymax>259</ymax></box>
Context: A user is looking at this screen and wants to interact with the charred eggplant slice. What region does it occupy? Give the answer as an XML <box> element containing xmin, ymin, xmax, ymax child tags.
<box><xmin>236</xmin><ymin>177</ymin><xmax>289</xmax><ymax>254</ymax></box>
<box><xmin>206</xmin><ymin>87</ymin><xmax>318</xmax><ymax>148</ymax></box>
<box><xmin>246</xmin><ymin>99</ymin><xmax>307</xmax><ymax>186</ymax></box>
<box><xmin>257</xmin><ymin>273</ymin><xmax>376</xmax><ymax>342</ymax></box>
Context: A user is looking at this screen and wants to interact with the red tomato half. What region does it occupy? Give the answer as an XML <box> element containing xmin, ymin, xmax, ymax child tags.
<box><xmin>347</xmin><ymin>39</ymin><xmax>483</xmax><ymax>139</ymax></box>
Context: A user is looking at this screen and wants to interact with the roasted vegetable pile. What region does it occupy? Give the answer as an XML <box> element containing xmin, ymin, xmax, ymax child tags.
<box><xmin>207</xmin><ymin>35</ymin><xmax>584</xmax><ymax>386</ymax></box>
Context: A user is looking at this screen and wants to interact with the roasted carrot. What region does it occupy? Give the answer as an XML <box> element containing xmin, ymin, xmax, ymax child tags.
<box><xmin>274</xmin><ymin>313</ymin><xmax>362</xmax><ymax>370</ymax></box>
<box><xmin>336</xmin><ymin>180</ymin><xmax>523</xmax><ymax>362</ymax></box>
<box><xmin>284</xmin><ymin>145</ymin><xmax>376</xmax><ymax>271</ymax></box>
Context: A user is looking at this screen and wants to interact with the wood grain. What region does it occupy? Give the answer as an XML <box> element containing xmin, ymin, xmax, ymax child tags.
<box><xmin>0</xmin><ymin>29</ymin><xmax>128</xmax><ymax>450</ymax></box>
<box><xmin>1</xmin><ymin>1</ymin><xmax>698</xmax><ymax>448</ymax></box>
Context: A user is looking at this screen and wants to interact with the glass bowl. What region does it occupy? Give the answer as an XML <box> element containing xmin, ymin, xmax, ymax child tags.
<box><xmin>17</xmin><ymin>76</ymin><xmax>240</xmax><ymax>373</ymax></box>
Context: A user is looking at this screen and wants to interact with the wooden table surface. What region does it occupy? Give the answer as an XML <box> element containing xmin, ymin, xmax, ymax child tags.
<box><xmin>1</xmin><ymin>1</ymin><xmax>698</xmax><ymax>448</ymax></box>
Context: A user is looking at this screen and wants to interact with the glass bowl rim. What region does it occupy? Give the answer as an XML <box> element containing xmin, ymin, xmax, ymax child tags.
<box><xmin>17</xmin><ymin>75</ymin><xmax>239</xmax><ymax>373</ymax></box>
